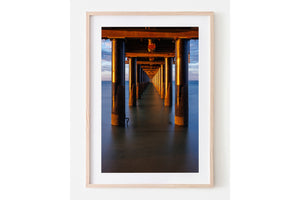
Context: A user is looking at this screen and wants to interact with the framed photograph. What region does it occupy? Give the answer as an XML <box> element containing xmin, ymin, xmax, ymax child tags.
<box><xmin>86</xmin><ymin>11</ymin><xmax>214</xmax><ymax>187</ymax></box>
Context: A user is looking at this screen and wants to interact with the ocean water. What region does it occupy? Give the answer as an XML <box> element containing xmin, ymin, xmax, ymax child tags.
<box><xmin>101</xmin><ymin>81</ymin><xmax>199</xmax><ymax>172</ymax></box>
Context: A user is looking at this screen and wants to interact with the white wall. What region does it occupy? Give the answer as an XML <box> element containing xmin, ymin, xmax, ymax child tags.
<box><xmin>70</xmin><ymin>0</ymin><xmax>229</xmax><ymax>199</ymax></box>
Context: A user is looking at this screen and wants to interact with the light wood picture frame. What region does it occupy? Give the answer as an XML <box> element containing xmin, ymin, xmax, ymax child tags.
<box><xmin>86</xmin><ymin>11</ymin><xmax>214</xmax><ymax>188</ymax></box>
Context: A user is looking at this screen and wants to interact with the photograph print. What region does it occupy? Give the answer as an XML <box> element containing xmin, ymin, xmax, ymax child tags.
<box><xmin>86</xmin><ymin>12</ymin><xmax>213</xmax><ymax>187</ymax></box>
<box><xmin>101</xmin><ymin>27</ymin><xmax>199</xmax><ymax>173</ymax></box>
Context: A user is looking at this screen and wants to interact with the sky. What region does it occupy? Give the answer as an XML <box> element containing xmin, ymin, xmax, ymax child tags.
<box><xmin>101</xmin><ymin>39</ymin><xmax>199</xmax><ymax>81</ymax></box>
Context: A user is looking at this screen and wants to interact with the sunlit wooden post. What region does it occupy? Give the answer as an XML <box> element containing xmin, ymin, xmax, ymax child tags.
<box><xmin>157</xmin><ymin>69</ymin><xmax>160</xmax><ymax>92</ymax></box>
<box><xmin>158</xmin><ymin>67</ymin><xmax>161</xmax><ymax>95</ymax></box>
<box><xmin>129</xmin><ymin>57</ymin><xmax>137</xmax><ymax>106</ymax></box>
<box><xmin>165</xmin><ymin>57</ymin><xmax>173</xmax><ymax>106</ymax></box>
<box><xmin>154</xmin><ymin>73</ymin><xmax>156</xmax><ymax>90</ymax></box>
<box><xmin>153</xmin><ymin>74</ymin><xmax>156</xmax><ymax>88</ymax></box>
<box><xmin>155</xmin><ymin>72</ymin><xmax>158</xmax><ymax>91</ymax></box>
<box><xmin>160</xmin><ymin>64</ymin><xmax>165</xmax><ymax>99</ymax></box>
<box><xmin>157</xmin><ymin>70</ymin><xmax>159</xmax><ymax>92</ymax></box>
<box><xmin>111</xmin><ymin>39</ymin><xmax>125</xmax><ymax>126</ymax></box>
<box><xmin>155</xmin><ymin>73</ymin><xmax>157</xmax><ymax>90</ymax></box>
<box><xmin>175</xmin><ymin>39</ymin><xmax>189</xmax><ymax>126</ymax></box>
<box><xmin>156</xmin><ymin>72</ymin><xmax>158</xmax><ymax>91</ymax></box>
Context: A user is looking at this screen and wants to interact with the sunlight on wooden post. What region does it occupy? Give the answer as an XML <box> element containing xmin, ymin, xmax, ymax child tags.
<box><xmin>158</xmin><ymin>67</ymin><xmax>161</xmax><ymax>95</ymax></box>
<box><xmin>129</xmin><ymin>57</ymin><xmax>137</xmax><ymax>106</ymax></box>
<box><xmin>164</xmin><ymin>57</ymin><xmax>173</xmax><ymax>106</ymax></box>
<box><xmin>160</xmin><ymin>64</ymin><xmax>165</xmax><ymax>99</ymax></box>
<box><xmin>175</xmin><ymin>39</ymin><xmax>189</xmax><ymax>126</ymax></box>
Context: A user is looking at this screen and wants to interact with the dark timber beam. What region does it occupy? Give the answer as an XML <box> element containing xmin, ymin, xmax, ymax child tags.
<box><xmin>125</xmin><ymin>39</ymin><xmax>175</xmax><ymax>53</ymax></box>
<box><xmin>125</xmin><ymin>55</ymin><xmax>189</xmax><ymax>64</ymax></box>
<box><xmin>102</xmin><ymin>29</ymin><xmax>198</xmax><ymax>39</ymax></box>
<box><xmin>144</xmin><ymin>68</ymin><xmax>159</xmax><ymax>72</ymax></box>
<box><xmin>125</xmin><ymin>56</ymin><xmax>189</xmax><ymax>64</ymax></box>
<box><xmin>111</xmin><ymin>39</ymin><xmax>125</xmax><ymax>126</ymax></box>
<box><xmin>126</xmin><ymin>52</ymin><xmax>175</xmax><ymax>58</ymax></box>
<box><xmin>137</xmin><ymin>61</ymin><xmax>165</xmax><ymax>65</ymax></box>
<box><xmin>141</xmin><ymin>66</ymin><xmax>160</xmax><ymax>70</ymax></box>
<box><xmin>142</xmin><ymin>69</ymin><xmax>160</xmax><ymax>72</ymax></box>
<box><xmin>175</xmin><ymin>39</ymin><xmax>189</xmax><ymax>126</ymax></box>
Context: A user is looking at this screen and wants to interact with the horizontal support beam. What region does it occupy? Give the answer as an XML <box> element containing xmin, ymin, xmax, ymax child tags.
<box><xmin>143</xmin><ymin>69</ymin><xmax>160</xmax><ymax>73</ymax></box>
<box><xmin>143</xmin><ymin>70</ymin><xmax>160</xmax><ymax>73</ymax></box>
<box><xmin>126</xmin><ymin>52</ymin><xmax>175</xmax><ymax>58</ymax></box>
<box><xmin>141</xmin><ymin>65</ymin><xmax>161</xmax><ymax>69</ymax></box>
<box><xmin>139</xmin><ymin>61</ymin><xmax>164</xmax><ymax>65</ymax></box>
<box><xmin>102</xmin><ymin>30</ymin><xmax>198</xmax><ymax>39</ymax></box>
<box><xmin>125</xmin><ymin>55</ymin><xmax>189</xmax><ymax>63</ymax></box>
<box><xmin>125</xmin><ymin>60</ymin><xmax>165</xmax><ymax>65</ymax></box>
<box><xmin>144</xmin><ymin>71</ymin><xmax>158</xmax><ymax>73</ymax></box>
<box><xmin>143</xmin><ymin>69</ymin><xmax>159</xmax><ymax>71</ymax></box>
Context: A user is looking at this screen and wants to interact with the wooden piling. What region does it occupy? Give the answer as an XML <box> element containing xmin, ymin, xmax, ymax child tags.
<box><xmin>164</xmin><ymin>57</ymin><xmax>173</xmax><ymax>106</ymax></box>
<box><xmin>175</xmin><ymin>39</ymin><xmax>189</xmax><ymax>126</ymax></box>
<box><xmin>129</xmin><ymin>57</ymin><xmax>136</xmax><ymax>106</ymax></box>
<box><xmin>111</xmin><ymin>39</ymin><xmax>125</xmax><ymax>126</ymax></box>
<box><xmin>136</xmin><ymin>64</ymin><xmax>141</xmax><ymax>99</ymax></box>
<box><xmin>160</xmin><ymin>64</ymin><xmax>165</xmax><ymax>99</ymax></box>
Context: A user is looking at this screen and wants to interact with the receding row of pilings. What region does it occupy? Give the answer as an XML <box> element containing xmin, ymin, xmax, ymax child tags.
<box><xmin>128</xmin><ymin>57</ymin><xmax>149</xmax><ymax>107</ymax></box>
<box><xmin>111</xmin><ymin>39</ymin><xmax>149</xmax><ymax>126</ymax></box>
<box><xmin>152</xmin><ymin>57</ymin><xmax>173</xmax><ymax>107</ymax></box>
<box><xmin>111</xmin><ymin>38</ymin><xmax>189</xmax><ymax>127</ymax></box>
<box><xmin>151</xmin><ymin>39</ymin><xmax>189</xmax><ymax>126</ymax></box>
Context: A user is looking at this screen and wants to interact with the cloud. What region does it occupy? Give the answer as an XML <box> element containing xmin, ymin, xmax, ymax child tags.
<box><xmin>101</xmin><ymin>39</ymin><xmax>112</xmax><ymax>63</ymax></box>
<box><xmin>189</xmin><ymin>62</ymin><xmax>199</xmax><ymax>69</ymax></box>
<box><xmin>101</xmin><ymin>60</ymin><xmax>111</xmax><ymax>71</ymax></box>
<box><xmin>101</xmin><ymin>70</ymin><xmax>111</xmax><ymax>81</ymax></box>
<box><xmin>101</xmin><ymin>39</ymin><xmax>111</xmax><ymax>52</ymax></box>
